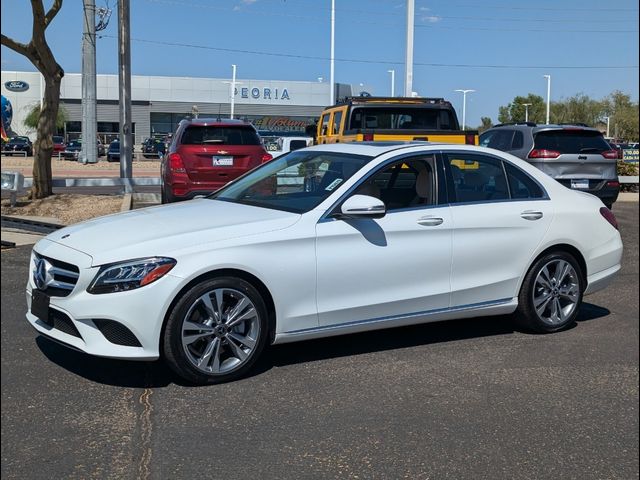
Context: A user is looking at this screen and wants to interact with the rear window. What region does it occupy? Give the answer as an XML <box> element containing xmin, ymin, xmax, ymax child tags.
<box><xmin>53</xmin><ymin>136</ymin><xmax>64</xmax><ymax>143</ymax></box>
<box><xmin>181</xmin><ymin>126</ymin><xmax>261</xmax><ymax>146</ymax></box>
<box><xmin>349</xmin><ymin>108</ymin><xmax>457</xmax><ymax>130</ymax></box>
<box><xmin>534</xmin><ymin>130</ymin><xmax>611</xmax><ymax>153</ymax></box>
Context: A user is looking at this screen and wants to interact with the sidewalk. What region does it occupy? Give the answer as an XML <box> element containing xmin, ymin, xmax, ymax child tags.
<box><xmin>1</xmin><ymin>155</ymin><xmax>160</xmax><ymax>178</ymax></box>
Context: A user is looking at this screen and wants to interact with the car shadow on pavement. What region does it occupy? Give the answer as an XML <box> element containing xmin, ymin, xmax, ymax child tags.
<box><xmin>34</xmin><ymin>302</ymin><xmax>610</xmax><ymax>388</ymax></box>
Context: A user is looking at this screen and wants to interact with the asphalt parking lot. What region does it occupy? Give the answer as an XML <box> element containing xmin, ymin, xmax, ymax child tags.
<box><xmin>1</xmin><ymin>203</ymin><xmax>638</xmax><ymax>480</ymax></box>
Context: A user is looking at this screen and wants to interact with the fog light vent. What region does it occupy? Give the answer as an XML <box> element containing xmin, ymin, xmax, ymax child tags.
<box><xmin>93</xmin><ymin>319</ymin><xmax>142</xmax><ymax>347</ymax></box>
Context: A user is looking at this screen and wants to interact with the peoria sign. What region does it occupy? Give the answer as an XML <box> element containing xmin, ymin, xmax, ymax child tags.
<box><xmin>234</xmin><ymin>87</ymin><xmax>290</xmax><ymax>101</ymax></box>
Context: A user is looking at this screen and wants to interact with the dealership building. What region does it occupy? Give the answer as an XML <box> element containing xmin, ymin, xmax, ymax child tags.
<box><xmin>1</xmin><ymin>70</ymin><xmax>354</xmax><ymax>145</ymax></box>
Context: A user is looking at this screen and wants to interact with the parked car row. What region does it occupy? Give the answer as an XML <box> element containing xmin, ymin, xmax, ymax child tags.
<box><xmin>479</xmin><ymin>123</ymin><xmax>620</xmax><ymax>209</ymax></box>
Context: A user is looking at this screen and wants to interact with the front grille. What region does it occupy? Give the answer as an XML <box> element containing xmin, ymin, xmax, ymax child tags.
<box><xmin>33</xmin><ymin>252</ymin><xmax>79</xmax><ymax>297</ymax></box>
<box><xmin>43</xmin><ymin>309</ymin><xmax>82</xmax><ymax>338</ymax></box>
<box><xmin>93</xmin><ymin>319</ymin><xmax>142</xmax><ymax>347</ymax></box>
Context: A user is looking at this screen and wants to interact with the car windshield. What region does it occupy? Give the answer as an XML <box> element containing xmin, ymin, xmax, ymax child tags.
<box><xmin>53</xmin><ymin>136</ymin><xmax>64</xmax><ymax>143</ymax></box>
<box><xmin>10</xmin><ymin>137</ymin><xmax>28</xmax><ymax>144</ymax></box>
<box><xmin>68</xmin><ymin>141</ymin><xmax>81</xmax><ymax>148</ymax></box>
<box><xmin>210</xmin><ymin>150</ymin><xmax>373</xmax><ymax>213</ymax></box>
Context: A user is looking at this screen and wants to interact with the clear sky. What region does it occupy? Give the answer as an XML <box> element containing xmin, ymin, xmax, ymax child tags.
<box><xmin>2</xmin><ymin>0</ymin><xmax>638</xmax><ymax>126</ymax></box>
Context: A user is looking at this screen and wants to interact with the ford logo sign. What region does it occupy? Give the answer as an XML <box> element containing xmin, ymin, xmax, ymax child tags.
<box><xmin>4</xmin><ymin>81</ymin><xmax>30</xmax><ymax>92</ymax></box>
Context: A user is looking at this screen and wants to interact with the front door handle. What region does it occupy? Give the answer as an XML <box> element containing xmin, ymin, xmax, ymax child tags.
<box><xmin>417</xmin><ymin>216</ymin><xmax>444</xmax><ymax>226</ymax></box>
<box><xmin>521</xmin><ymin>210</ymin><xmax>543</xmax><ymax>221</ymax></box>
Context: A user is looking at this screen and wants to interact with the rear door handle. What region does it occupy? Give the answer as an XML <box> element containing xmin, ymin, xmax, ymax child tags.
<box><xmin>417</xmin><ymin>216</ymin><xmax>444</xmax><ymax>226</ymax></box>
<box><xmin>520</xmin><ymin>210</ymin><xmax>543</xmax><ymax>221</ymax></box>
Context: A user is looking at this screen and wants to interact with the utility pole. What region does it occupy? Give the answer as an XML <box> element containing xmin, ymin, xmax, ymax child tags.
<box><xmin>81</xmin><ymin>0</ymin><xmax>98</xmax><ymax>164</ymax></box>
<box><xmin>404</xmin><ymin>0</ymin><xmax>414</xmax><ymax>97</ymax></box>
<box><xmin>118</xmin><ymin>0</ymin><xmax>133</xmax><ymax>192</ymax></box>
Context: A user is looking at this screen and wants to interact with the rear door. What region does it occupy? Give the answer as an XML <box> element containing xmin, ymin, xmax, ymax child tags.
<box><xmin>530</xmin><ymin>129</ymin><xmax>618</xmax><ymax>190</ymax></box>
<box><xmin>178</xmin><ymin>125</ymin><xmax>265</xmax><ymax>182</ymax></box>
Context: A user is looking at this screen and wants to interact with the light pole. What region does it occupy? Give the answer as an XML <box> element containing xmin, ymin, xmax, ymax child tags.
<box><xmin>454</xmin><ymin>89</ymin><xmax>475</xmax><ymax>130</ymax></box>
<box><xmin>543</xmin><ymin>74</ymin><xmax>551</xmax><ymax>124</ymax></box>
<box><xmin>404</xmin><ymin>0</ymin><xmax>415</xmax><ymax>97</ymax></box>
<box><xmin>521</xmin><ymin>103</ymin><xmax>532</xmax><ymax>122</ymax></box>
<box><xmin>230</xmin><ymin>64</ymin><xmax>237</xmax><ymax>119</ymax></box>
<box><xmin>330</xmin><ymin>0</ymin><xmax>335</xmax><ymax>105</ymax></box>
<box><xmin>603</xmin><ymin>116</ymin><xmax>610</xmax><ymax>138</ymax></box>
<box><xmin>388</xmin><ymin>69</ymin><xmax>395</xmax><ymax>97</ymax></box>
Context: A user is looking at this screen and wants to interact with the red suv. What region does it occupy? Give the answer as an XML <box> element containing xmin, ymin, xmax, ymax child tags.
<box><xmin>161</xmin><ymin>119</ymin><xmax>273</xmax><ymax>203</ymax></box>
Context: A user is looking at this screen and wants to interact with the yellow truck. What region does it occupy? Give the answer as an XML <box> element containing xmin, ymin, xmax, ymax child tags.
<box><xmin>316</xmin><ymin>96</ymin><xmax>478</xmax><ymax>146</ymax></box>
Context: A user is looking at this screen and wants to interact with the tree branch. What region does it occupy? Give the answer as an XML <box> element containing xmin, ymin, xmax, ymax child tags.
<box><xmin>1</xmin><ymin>34</ymin><xmax>32</xmax><ymax>58</ymax></box>
<box><xmin>45</xmin><ymin>0</ymin><xmax>64</xmax><ymax>28</ymax></box>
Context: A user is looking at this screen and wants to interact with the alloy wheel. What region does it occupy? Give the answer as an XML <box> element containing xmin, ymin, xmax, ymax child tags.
<box><xmin>181</xmin><ymin>287</ymin><xmax>261</xmax><ymax>374</ymax></box>
<box><xmin>532</xmin><ymin>259</ymin><xmax>580</xmax><ymax>326</ymax></box>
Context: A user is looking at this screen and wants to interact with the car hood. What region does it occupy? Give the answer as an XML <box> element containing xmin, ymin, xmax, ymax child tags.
<box><xmin>44</xmin><ymin>199</ymin><xmax>300</xmax><ymax>266</ymax></box>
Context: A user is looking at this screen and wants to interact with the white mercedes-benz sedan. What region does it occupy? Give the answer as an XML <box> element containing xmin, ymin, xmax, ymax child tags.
<box><xmin>26</xmin><ymin>142</ymin><xmax>623</xmax><ymax>384</ymax></box>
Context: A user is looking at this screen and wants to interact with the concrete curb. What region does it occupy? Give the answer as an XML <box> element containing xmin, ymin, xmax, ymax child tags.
<box><xmin>618</xmin><ymin>192</ymin><xmax>639</xmax><ymax>202</ymax></box>
<box><xmin>121</xmin><ymin>193</ymin><xmax>133</xmax><ymax>211</ymax></box>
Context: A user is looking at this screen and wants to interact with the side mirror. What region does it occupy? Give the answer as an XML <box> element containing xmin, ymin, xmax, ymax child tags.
<box><xmin>339</xmin><ymin>194</ymin><xmax>386</xmax><ymax>219</ymax></box>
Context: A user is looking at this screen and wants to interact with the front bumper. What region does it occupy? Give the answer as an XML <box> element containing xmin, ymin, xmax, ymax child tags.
<box><xmin>25</xmin><ymin>239</ymin><xmax>184</xmax><ymax>360</ymax></box>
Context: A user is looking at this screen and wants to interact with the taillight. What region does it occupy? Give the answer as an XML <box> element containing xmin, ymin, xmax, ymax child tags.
<box><xmin>168</xmin><ymin>153</ymin><xmax>186</xmax><ymax>173</ymax></box>
<box><xmin>528</xmin><ymin>149</ymin><xmax>561</xmax><ymax>159</ymax></box>
<box><xmin>606</xmin><ymin>180</ymin><xmax>620</xmax><ymax>188</ymax></box>
<box><xmin>362</xmin><ymin>133</ymin><xmax>374</xmax><ymax>141</ymax></box>
<box><xmin>599</xmin><ymin>207</ymin><xmax>618</xmax><ymax>230</ymax></box>
<box><xmin>465</xmin><ymin>134</ymin><xmax>476</xmax><ymax>145</ymax></box>
<box><xmin>617</xmin><ymin>149</ymin><xmax>623</xmax><ymax>159</ymax></box>
<box><xmin>601</xmin><ymin>150</ymin><xmax>618</xmax><ymax>159</ymax></box>
<box><xmin>261</xmin><ymin>153</ymin><xmax>273</xmax><ymax>163</ymax></box>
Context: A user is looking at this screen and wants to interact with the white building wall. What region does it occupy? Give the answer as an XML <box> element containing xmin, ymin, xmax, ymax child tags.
<box><xmin>2</xmin><ymin>70</ymin><xmax>333</xmax><ymax>141</ymax></box>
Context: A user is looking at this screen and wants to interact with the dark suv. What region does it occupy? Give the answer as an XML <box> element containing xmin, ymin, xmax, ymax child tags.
<box><xmin>480</xmin><ymin>123</ymin><xmax>619</xmax><ymax>208</ymax></box>
<box><xmin>161</xmin><ymin>119</ymin><xmax>273</xmax><ymax>203</ymax></box>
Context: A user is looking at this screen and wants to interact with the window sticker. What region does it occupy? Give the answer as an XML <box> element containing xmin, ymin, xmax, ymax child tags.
<box><xmin>325</xmin><ymin>178</ymin><xmax>343</xmax><ymax>191</ymax></box>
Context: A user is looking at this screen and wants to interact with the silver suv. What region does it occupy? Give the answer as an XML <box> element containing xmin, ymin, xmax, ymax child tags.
<box><xmin>480</xmin><ymin>123</ymin><xmax>619</xmax><ymax>208</ymax></box>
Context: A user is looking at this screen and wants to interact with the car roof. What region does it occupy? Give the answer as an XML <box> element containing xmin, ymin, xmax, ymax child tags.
<box><xmin>488</xmin><ymin>123</ymin><xmax>602</xmax><ymax>134</ymax></box>
<box><xmin>181</xmin><ymin>118</ymin><xmax>253</xmax><ymax>127</ymax></box>
<box><xmin>304</xmin><ymin>141</ymin><xmax>475</xmax><ymax>156</ymax></box>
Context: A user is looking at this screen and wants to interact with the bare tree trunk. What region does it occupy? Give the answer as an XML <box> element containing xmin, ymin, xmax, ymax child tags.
<box><xmin>1</xmin><ymin>0</ymin><xmax>65</xmax><ymax>199</ymax></box>
<box><xmin>32</xmin><ymin>75</ymin><xmax>62</xmax><ymax>198</ymax></box>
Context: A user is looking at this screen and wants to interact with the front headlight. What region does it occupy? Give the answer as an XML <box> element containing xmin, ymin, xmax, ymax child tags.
<box><xmin>87</xmin><ymin>257</ymin><xmax>176</xmax><ymax>294</ymax></box>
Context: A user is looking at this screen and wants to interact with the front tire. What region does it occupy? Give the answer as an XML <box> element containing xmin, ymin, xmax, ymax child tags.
<box><xmin>163</xmin><ymin>277</ymin><xmax>269</xmax><ymax>384</ymax></box>
<box><xmin>515</xmin><ymin>251</ymin><xmax>584</xmax><ymax>333</ymax></box>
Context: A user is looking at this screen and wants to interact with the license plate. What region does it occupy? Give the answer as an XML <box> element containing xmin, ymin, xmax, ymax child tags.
<box><xmin>31</xmin><ymin>289</ymin><xmax>51</xmax><ymax>324</ymax></box>
<box><xmin>571</xmin><ymin>179</ymin><xmax>589</xmax><ymax>189</ymax></box>
<box><xmin>212</xmin><ymin>156</ymin><xmax>233</xmax><ymax>166</ymax></box>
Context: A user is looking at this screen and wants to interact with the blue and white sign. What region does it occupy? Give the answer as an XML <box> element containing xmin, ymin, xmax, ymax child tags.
<box><xmin>4</xmin><ymin>80</ymin><xmax>30</xmax><ymax>92</ymax></box>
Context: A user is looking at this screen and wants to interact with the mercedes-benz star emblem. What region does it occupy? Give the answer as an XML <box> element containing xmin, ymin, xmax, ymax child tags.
<box><xmin>33</xmin><ymin>257</ymin><xmax>53</xmax><ymax>290</ymax></box>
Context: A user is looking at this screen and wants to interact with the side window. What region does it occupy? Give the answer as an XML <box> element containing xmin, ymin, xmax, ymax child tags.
<box><xmin>484</xmin><ymin>130</ymin><xmax>515</xmax><ymax>151</ymax></box>
<box><xmin>354</xmin><ymin>156</ymin><xmax>436</xmax><ymax>211</ymax></box>
<box><xmin>320</xmin><ymin>114</ymin><xmax>330</xmax><ymax>136</ymax></box>
<box><xmin>446</xmin><ymin>153</ymin><xmax>509</xmax><ymax>203</ymax></box>
<box><xmin>332</xmin><ymin>111</ymin><xmax>343</xmax><ymax>135</ymax></box>
<box><xmin>511</xmin><ymin>131</ymin><xmax>524</xmax><ymax>149</ymax></box>
<box><xmin>505</xmin><ymin>163</ymin><xmax>545</xmax><ymax>199</ymax></box>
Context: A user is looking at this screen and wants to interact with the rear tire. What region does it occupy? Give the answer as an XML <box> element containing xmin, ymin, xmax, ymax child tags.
<box><xmin>163</xmin><ymin>276</ymin><xmax>269</xmax><ymax>384</ymax></box>
<box><xmin>515</xmin><ymin>251</ymin><xmax>584</xmax><ymax>333</ymax></box>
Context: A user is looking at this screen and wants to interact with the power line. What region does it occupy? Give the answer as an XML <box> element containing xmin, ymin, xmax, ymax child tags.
<box><xmin>97</xmin><ymin>34</ymin><xmax>639</xmax><ymax>70</ymax></box>
<box><xmin>144</xmin><ymin>0</ymin><xmax>639</xmax><ymax>27</ymax></box>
